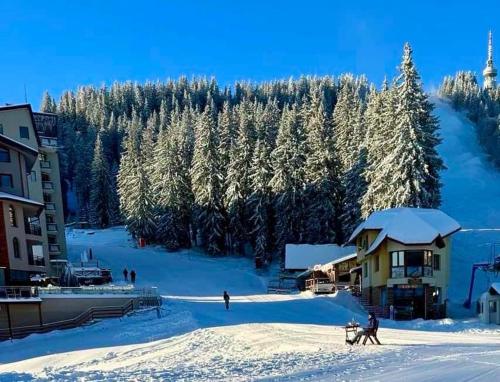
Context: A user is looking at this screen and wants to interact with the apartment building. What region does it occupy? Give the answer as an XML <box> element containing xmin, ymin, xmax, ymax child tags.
<box><xmin>0</xmin><ymin>104</ymin><xmax>66</xmax><ymax>286</ymax></box>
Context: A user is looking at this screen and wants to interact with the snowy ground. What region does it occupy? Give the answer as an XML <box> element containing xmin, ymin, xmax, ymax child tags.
<box><xmin>1</xmin><ymin>98</ymin><xmax>500</xmax><ymax>381</ymax></box>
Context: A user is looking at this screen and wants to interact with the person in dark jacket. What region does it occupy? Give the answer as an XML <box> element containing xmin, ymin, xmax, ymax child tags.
<box><xmin>347</xmin><ymin>312</ymin><xmax>378</xmax><ymax>345</ymax></box>
<box><xmin>223</xmin><ymin>291</ymin><xmax>230</xmax><ymax>310</ymax></box>
<box><xmin>123</xmin><ymin>268</ymin><xmax>128</xmax><ymax>282</ymax></box>
<box><xmin>130</xmin><ymin>270</ymin><xmax>136</xmax><ymax>284</ymax></box>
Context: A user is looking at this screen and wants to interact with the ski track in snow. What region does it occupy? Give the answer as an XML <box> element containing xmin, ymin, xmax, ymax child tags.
<box><xmin>1</xmin><ymin>97</ymin><xmax>500</xmax><ymax>381</ymax></box>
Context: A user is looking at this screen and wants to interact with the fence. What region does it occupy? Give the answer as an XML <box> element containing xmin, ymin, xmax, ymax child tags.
<box><xmin>0</xmin><ymin>300</ymin><xmax>134</xmax><ymax>341</ymax></box>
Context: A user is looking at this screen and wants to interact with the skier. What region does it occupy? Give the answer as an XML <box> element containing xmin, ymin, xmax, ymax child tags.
<box><xmin>123</xmin><ymin>268</ymin><xmax>128</xmax><ymax>282</ymax></box>
<box><xmin>130</xmin><ymin>269</ymin><xmax>136</xmax><ymax>284</ymax></box>
<box><xmin>223</xmin><ymin>291</ymin><xmax>230</xmax><ymax>310</ymax></box>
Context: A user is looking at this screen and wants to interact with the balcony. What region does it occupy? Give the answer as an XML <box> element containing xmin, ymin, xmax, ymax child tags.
<box><xmin>47</xmin><ymin>223</ymin><xmax>57</xmax><ymax>232</ymax></box>
<box><xmin>41</xmin><ymin>137</ymin><xmax>58</xmax><ymax>148</ymax></box>
<box><xmin>49</xmin><ymin>244</ymin><xmax>61</xmax><ymax>253</ymax></box>
<box><xmin>40</xmin><ymin>160</ymin><xmax>51</xmax><ymax>170</ymax></box>
<box><xmin>42</xmin><ymin>181</ymin><xmax>54</xmax><ymax>191</ymax></box>
<box><xmin>25</xmin><ymin>223</ymin><xmax>42</xmax><ymax>236</ymax></box>
<box><xmin>45</xmin><ymin>202</ymin><xmax>56</xmax><ymax>212</ymax></box>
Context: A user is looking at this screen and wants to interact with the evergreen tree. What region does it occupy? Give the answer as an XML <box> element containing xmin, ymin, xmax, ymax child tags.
<box><xmin>190</xmin><ymin>101</ymin><xmax>225</xmax><ymax>254</ymax></box>
<box><xmin>90</xmin><ymin>133</ymin><xmax>114</xmax><ymax>228</ymax></box>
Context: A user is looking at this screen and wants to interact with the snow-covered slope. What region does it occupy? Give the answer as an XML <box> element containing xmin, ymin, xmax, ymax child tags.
<box><xmin>432</xmin><ymin>97</ymin><xmax>500</xmax><ymax>306</ymax></box>
<box><xmin>1</xmin><ymin>98</ymin><xmax>500</xmax><ymax>381</ymax></box>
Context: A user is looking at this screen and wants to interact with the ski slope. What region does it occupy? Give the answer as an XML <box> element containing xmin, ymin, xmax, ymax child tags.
<box><xmin>1</xmin><ymin>98</ymin><xmax>500</xmax><ymax>381</ymax></box>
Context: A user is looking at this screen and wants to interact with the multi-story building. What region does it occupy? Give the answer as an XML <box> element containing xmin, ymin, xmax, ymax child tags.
<box><xmin>0</xmin><ymin>104</ymin><xmax>66</xmax><ymax>286</ymax></box>
<box><xmin>348</xmin><ymin>208</ymin><xmax>461</xmax><ymax>320</ymax></box>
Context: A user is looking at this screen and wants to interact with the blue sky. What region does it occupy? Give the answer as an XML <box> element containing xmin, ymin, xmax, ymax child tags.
<box><xmin>0</xmin><ymin>1</ymin><xmax>497</xmax><ymax>109</ymax></box>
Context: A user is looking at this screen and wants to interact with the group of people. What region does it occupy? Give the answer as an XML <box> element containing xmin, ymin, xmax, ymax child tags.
<box><xmin>123</xmin><ymin>268</ymin><xmax>137</xmax><ymax>284</ymax></box>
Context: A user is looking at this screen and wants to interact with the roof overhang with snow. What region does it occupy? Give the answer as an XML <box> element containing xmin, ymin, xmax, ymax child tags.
<box><xmin>348</xmin><ymin>208</ymin><xmax>461</xmax><ymax>255</ymax></box>
<box><xmin>284</xmin><ymin>244</ymin><xmax>357</xmax><ymax>270</ymax></box>
<box><xmin>489</xmin><ymin>283</ymin><xmax>500</xmax><ymax>295</ymax></box>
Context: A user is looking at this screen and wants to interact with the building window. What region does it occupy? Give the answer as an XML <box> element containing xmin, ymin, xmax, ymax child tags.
<box><xmin>374</xmin><ymin>255</ymin><xmax>379</xmax><ymax>272</ymax></box>
<box><xmin>490</xmin><ymin>301</ymin><xmax>497</xmax><ymax>313</ymax></box>
<box><xmin>19</xmin><ymin>126</ymin><xmax>30</xmax><ymax>139</ymax></box>
<box><xmin>391</xmin><ymin>250</ymin><xmax>434</xmax><ymax>278</ymax></box>
<box><xmin>0</xmin><ymin>148</ymin><xmax>10</xmax><ymax>162</ymax></box>
<box><xmin>13</xmin><ymin>237</ymin><xmax>20</xmax><ymax>258</ymax></box>
<box><xmin>9</xmin><ymin>205</ymin><xmax>17</xmax><ymax>227</ymax></box>
<box><xmin>433</xmin><ymin>254</ymin><xmax>441</xmax><ymax>271</ymax></box>
<box><xmin>29</xmin><ymin>171</ymin><xmax>37</xmax><ymax>182</ymax></box>
<box><xmin>0</xmin><ymin>174</ymin><xmax>13</xmax><ymax>188</ymax></box>
<box><xmin>363</xmin><ymin>262</ymin><xmax>368</xmax><ymax>278</ymax></box>
<box><xmin>0</xmin><ymin>123</ymin><xmax>3</xmax><ymax>134</ymax></box>
<box><xmin>391</xmin><ymin>251</ymin><xmax>405</xmax><ymax>278</ymax></box>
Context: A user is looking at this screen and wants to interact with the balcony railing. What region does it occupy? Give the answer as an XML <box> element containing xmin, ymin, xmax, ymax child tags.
<box><xmin>47</xmin><ymin>223</ymin><xmax>57</xmax><ymax>232</ymax></box>
<box><xmin>42</xmin><ymin>181</ymin><xmax>54</xmax><ymax>190</ymax></box>
<box><xmin>49</xmin><ymin>244</ymin><xmax>60</xmax><ymax>253</ymax></box>
<box><xmin>0</xmin><ymin>286</ymin><xmax>39</xmax><ymax>300</ymax></box>
<box><xmin>391</xmin><ymin>266</ymin><xmax>433</xmax><ymax>278</ymax></box>
<box><xmin>40</xmin><ymin>160</ymin><xmax>51</xmax><ymax>169</ymax></box>
<box><xmin>45</xmin><ymin>202</ymin><xmax>56</xmax><ymax>211</ymax></box>
<box><xmin>25</xmin><ymin>223</ymin><xmax>42</xmax><ymax>236</ymax></box>
<box><xmin>41</xmin><ymin>137</ymin><xmax>58</xmax><ymax>147</ymax></box>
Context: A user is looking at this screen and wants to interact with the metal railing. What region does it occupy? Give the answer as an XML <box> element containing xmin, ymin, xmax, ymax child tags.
<box><xmin>49</xmin><ymin>244</ymin><xmax>60</xmax><ymax>252</ymax></box>
<box><xmin>40</xmin><ymin>160</ymin><xmax>51</xmax><ymax>169</ymax></box>
<box><xmin>42</xmin><ymin>181</ymin><xmax>54</xmax><ymax>190</ymax></box>
<box><xmin>0</xmin><ymin>286</ymin><xmax>39</xmax><ymax>299</ymax></box>
<box><xmin>39</xmin><ymin>285</ymin><xmax>138</xmax><ymax>295</ymax></box>
<box><xmin>45</xmin><ymin>202</ymin><xmax>56</xmax><ymax>211</ymax></box>
<box><xmin>25</xmin><ymin>223</ymin><xmax>42</xmax><ymax>236</ymax></box>
<box><xmin>46</xmin><ymin>223</ymin><xmax>57</xmax><ymax>232</ymax></box>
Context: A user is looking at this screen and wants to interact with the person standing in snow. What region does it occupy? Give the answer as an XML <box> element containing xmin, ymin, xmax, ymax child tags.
<box><xmin>223</xmin><ymin>291</ymin><xmax>230</xmax><ymax>310</ymax></box>
<box><xmin>130</xmin><ymin>270</ymin><xmax>136</xmax><ymax>284</ymax></box>
<box><xmin>123</xmin><ymin>268</ymin><xmax>128</xmax><ymax>282</ymax></box>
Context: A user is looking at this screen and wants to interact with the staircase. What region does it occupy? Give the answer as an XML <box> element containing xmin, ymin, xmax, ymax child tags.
<box><xmin>357</xmin><ymin>295</ymin><xmax>389</xmax><ymax>318</ymax></box>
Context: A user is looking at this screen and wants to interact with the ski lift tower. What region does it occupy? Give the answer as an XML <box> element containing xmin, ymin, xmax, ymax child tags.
<box><xmin>463</xmin><ymin>243</ymin><xmax>500</xmax><ymax>308</ymax></box>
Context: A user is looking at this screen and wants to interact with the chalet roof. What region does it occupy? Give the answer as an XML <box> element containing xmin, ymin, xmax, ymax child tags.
<box><xmin>348</xmin><ymin>208</ymin><xmax>461</xmax><ymax>255</ymax></box>
<box><xmin>284</xmin><ymin>244</ymin><xmax>357</xmax><ymax>270</ymax></box>
<box><xmin>0</xmin><ymin>104</ymin><xmax>41</xmax><ymax>146</ymax></box>
<box><xmin>489</xmin><ymin>283</ymin><xmax>500</xmax><ymax>295</ymax></box>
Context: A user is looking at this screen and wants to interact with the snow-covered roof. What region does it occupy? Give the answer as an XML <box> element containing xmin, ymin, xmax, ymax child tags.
<box><xmin>0</xmin><ymin>192</ymin><xmax>44</xmax><ymax>207</ymax></box>
<box><xmin>348</xmin><ymin>208</ymin><xmax>461</xmax><ymax>255</ymax></box>
<box><xmin>489</xmin><ymin>283</ymin><xmax>500</xmax><ymax>295</ymax></box>
<box><xmin>319</xmin><ymin>253</ymin><xmax>358</xmax><ymax>273</ymax></box>
<box><xmin>284</xmin><ymin>244</ymin><xmax>357</xmax><ymax>270</ymax></box>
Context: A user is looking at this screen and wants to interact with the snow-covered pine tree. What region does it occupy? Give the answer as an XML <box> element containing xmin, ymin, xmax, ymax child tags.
<box><xmin>89</xmin><ymin>132</ymin><xmax>114</xmax><ymax>228</ymax></box>
<box><xmin>224</xmin><ymin>99</ymin><xmax>255</xmax><ymax>254</ymax></box>
<box><xmin>269</xmin><ymin>103</ymin><xmax>306</xmax><ymax>258</ymax></box>
<box><xmin>40</xmin><ymin>91</ymin><xmax>57</xmax><ymax>113</ymax></box>
<box><xmin>303</xmin><ymin>85</ymin><xmax>342</xmax><ymax>244</ymax></box>
<box><xmin>117</xmin><ymin>113</ymin><xmax>156</xmax><ymax>239</ymax></box>
<box><xmin>218</xmin><ymin>101</ymin><xmax>237</xmax><ymax>176</ymax></box>
<box><xmin>190</xmin><ymin>100</ymin><xmax>225</xmax><ymax>255</ymax></box>
<box><xmin>366</xmin><ymin>43</ymin><xmax>444</xmax><ymax>210</ymax></box>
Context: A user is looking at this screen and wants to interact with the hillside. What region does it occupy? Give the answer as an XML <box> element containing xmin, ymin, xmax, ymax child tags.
<box><xmin>1</xmin><ymin>98</ymin><xmax>500</xmax><ymax>381</ymax></box>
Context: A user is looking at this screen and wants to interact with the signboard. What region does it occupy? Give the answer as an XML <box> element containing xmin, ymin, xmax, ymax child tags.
<box><xmin>408</xmin><ymin>278</ymin><xmax>422</xmax><ymax>285</ymax></box>
<box><xmin>33</xmin><ymin>112</ymin><xmax>58</xmax><ymax>137</ymax></box>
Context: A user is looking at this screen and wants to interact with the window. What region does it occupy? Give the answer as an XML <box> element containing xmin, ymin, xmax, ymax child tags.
<box><xmin>433</xmin><ymin>254</ymin><xmax>441</xmax><ymax>271</ymax></box>
<box><xmin>0</xmin><ymin>148</ymin><xmax>10</xmax><ymax>162</ymax></box>
<box><xmin>490</xmin><ymin>301</ymin><xmax>497</xmax><ymax>313</ymax></box>
<box><xmin>374</xmin><ymin>255</ymin><xmax>379</xmax><ymax>272</ymax></box>
<box><xmin>13</xmin><ymin>237</ymin><xmax>20</xmax><ymax>258</ymax></box>
<box><xmin>9</xmin><ymin>205</ymin><xmax>16</xmax><ymax>227</ymax></box>
<box><xmin>29</xmin><ymin>171</ymin><xmax>36</xmax><ymax>182</ymax></box>
<box><xmin>0</xmin><ymin>123</ymin><xmax>3</xmax><ymax>134</ymax></box>
<box><xmin>363</xmin><ymin>262</ymin><xmax>368</xmax><ymax>278</ymax></box>
<box><xmin>391</xmin><ymin>251</ymin><xmax>405</xmax><ymax>278</ymax></box>
<box><xmin>19</xmin><ymin>126</ymin><xmax>29</xmax><ymax>139</ymax></box>
<box><xmin>0</xmin><ymin>174</ymin><xmax>12</xmax><ymax>188</ymax></box>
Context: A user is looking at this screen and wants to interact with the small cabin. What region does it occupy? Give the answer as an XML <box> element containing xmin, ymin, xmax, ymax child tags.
<box><xmin>478</xmin><ymin>283</ymin><xmax>500</xmax><ymax>325</ymax></box>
